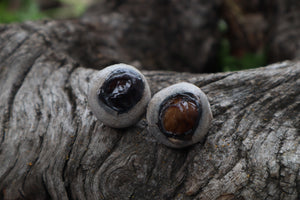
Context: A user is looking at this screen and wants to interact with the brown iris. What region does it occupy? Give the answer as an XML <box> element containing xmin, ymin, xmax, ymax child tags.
<box><xmin>98</xmin><ymin>69</ymin><xmax>144</xmax><ymax>114</ymax></box>
<box><xmin>158</xmin><ymin>93</ymin><xmax>201</xmax><ymax>140</ymax></box>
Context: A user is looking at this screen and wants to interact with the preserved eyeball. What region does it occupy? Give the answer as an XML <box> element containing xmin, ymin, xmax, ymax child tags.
<box><xmin>146</xmin><ymin>82</ymin><xmax>212</xmax><ymax>148</ymax></box>
<box><xmin>88</xmin><ymin>63</ymin><xmax>151</xmax><ymax>128</ymax></box>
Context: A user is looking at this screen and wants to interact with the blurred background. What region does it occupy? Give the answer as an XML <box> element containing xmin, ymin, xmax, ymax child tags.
<box><xmin>0</xmin><ymin>0</ymin><xmax>299</xmax><ymax>73</ymax></box>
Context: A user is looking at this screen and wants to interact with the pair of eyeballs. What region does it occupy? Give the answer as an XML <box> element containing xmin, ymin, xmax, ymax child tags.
<box><xmin>88</xmin><ymin>64</ymin><xmax>212</xmax><ymax>148</ymax></box>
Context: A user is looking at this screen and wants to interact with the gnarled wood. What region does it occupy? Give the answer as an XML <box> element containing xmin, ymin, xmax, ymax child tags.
<box><xmin>0</xmin><ymin>20</ymin><xmax>299</xmax><ymax>200</ymax></box>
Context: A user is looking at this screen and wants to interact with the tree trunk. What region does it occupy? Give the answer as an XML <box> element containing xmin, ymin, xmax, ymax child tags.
<box><xmin>0</xmin><ymin>20</ymin><xmax>299</xmax><ymax>200</ymax></box>
<box><xmin>81</xmin><ymin>0</ymin><xmax>220</xmax><ymax>73</ymax></box>
<box><xmin>266</xmin><ymin>0</ymin><xmax>300</xmax><ymax>62</ymax></box>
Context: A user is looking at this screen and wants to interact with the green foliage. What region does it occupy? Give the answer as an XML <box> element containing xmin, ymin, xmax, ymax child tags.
<box><xmin>44</xmin><ymin>0</ymin><xmax>89</xmax><ymax>19</ymax></box>
<box><xmin>0</xmin><ymin>0</ymin><xmax>45</xmax><ymax>24</ymax></box>
<box><xmin>218</xmin><ymin>19</ymin><xmax>228</xmax><ymax>34</ymax></box>
<box><xmin>59</xmin><ymin>0</ymin><xmax>88</xmax><ymax>16</ymax></box>
<box><xmin>0</xmin><ymin>0</ymin><xmax>90</xmax><ymax>24</ymax></box>
<box><xmin>218</xmin><ymin>20</ymin><xmax>267</xmax><ymax>72</ymax></box>
<box><xmin>219</xmin><ymin>39</ymin><xmax>267</xmax><ymax>72</ymax></box>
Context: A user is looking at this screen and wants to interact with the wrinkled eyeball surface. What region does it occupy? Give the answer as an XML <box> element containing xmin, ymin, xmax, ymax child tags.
<box><xmin>146</xmin><ymin>82</ymin><xmax>212</xmax><ymax>148</ymax></box>
<box><xmin>88</xmin><ymin>63</ymin><xmax>151</xmax><ymax>128</ymax></box>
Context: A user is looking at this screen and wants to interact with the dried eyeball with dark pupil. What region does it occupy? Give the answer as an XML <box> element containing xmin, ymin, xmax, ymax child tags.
<box><xmin>158</xmin><ymin>93</ymin><xmax>201</xmax><ymax>140</ymax></box>
<box><xmin>98</xmin><ymin>69</ymin><xmax>144</xmax><ymax>114</ymax></box>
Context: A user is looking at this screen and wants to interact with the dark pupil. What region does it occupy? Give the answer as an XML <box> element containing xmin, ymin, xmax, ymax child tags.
<box><xmin>98</xmin><ymin>70</ymin><xmax>144</xmax><ymax>113</ymax></box>
<box><xmin>158</xmin><ymin>94</ymin><xmax>201</xmax><ymax>140</ymax></box>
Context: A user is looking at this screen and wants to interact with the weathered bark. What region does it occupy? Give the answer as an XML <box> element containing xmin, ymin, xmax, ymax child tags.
<box><xmin>0</xmin><ymin>20</ymin><xmax>299</xmax><ymax>200</ymax></box>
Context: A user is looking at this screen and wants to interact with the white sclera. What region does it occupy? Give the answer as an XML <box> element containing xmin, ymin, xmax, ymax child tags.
<box><xmin>146</xmin><ymin>82</ymin><xmax>213</xmax><ymax>148</ymax></box>
<box><xmin>88</xmin><ymin>63</ymin><xmax>151</xmax><ymax>128</ymax></box>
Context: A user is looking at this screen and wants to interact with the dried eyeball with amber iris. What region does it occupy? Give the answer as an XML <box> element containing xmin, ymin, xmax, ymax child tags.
<box><xmin>88</xmin><ymin>63</ymin><xmax>151</xmax><ymax>128</ymax></box>
<box><xmin>146</xmin><ymin>82</ymin><xmax>212</xmax><ymax>148</ymax></box>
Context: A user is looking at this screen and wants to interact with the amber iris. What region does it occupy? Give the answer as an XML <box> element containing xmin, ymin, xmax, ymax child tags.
<box><xmin>98</xmin><ymin>69</ymin><xmax>144</xmax><ymax>113</ymax></box>
<box><xmin>159</xmin><ymin>94</ymin><xmax>201</xmax><ymax>139</ymax></box>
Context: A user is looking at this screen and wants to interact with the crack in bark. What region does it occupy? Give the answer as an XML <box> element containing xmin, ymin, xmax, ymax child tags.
<box><xmin>0</xmin><ymin>18</ymin><xmax>299</xmax><ymax>199</ymax></box>
<box><xmin>60</xmin><ymin>64</ymin><xmax>81</xmax><ymax>199</ymax></box>
<box><xmin>62</xmin><ymin>126</ymin><xmax>79</xmax><ymax>200</ymax></box>
<box><xmin>0</xmin><ymin>34</ymin><xmax>29</xmax><ymax>64</ymax></box>
<box><xmin>0</xmin><ymin>157</ymin><xmax>19</xmax><ymax>186</ymax></box>
<box><xmin>80</xmin><ymin>121</ymin><xmax>98</xmax><ymax>200</ymax></box>
<box><xmin>18</xmin><ymin>188</ymin><xmax>26</xmax><ymax>199</ymax></box>
<box><xmin>1</xmin><ymin>52</ymin><xmax>43</xmax><ymax>143</ymax></box>
<box><xmin>77</xmin><ymin>121</ymin><xmax>97</xmax><ymax>170</ymax></box>
<box><xmin>92</xmin><ymin>130</ymin><xmax>125</xmax><ymax>198</ymax></box>
<box><xmin>296</xmin><ymin>168</ymin><xmax>300</xmax><ymax>200</ymax></box>
<box><xmin>97</xmin><ymin>130</ymin><xmax>124</xmax><ymax>171</ymax></box>
<box><xmin>41</xmin><ymin>174</ymin><xmax>52</xmax><ymax>200</ymax></box>
<box><xmin>164</xmin><ymin>149</ymin><xmax>190</xmax><ymax>198</ymax></box>
<box><xmin>195</xmin><ymin>72</ymin><xmax>236</xmax><ymax>88</ymax></box>
<box><xmin>63</xmin><ymin>64</ymin><xmax>80</xmax><ymax>121</ymax></box>
<box><xmin>20</xmin><ymin>105</ymin><xmax>52</xmax><ymax>197</ymax></box>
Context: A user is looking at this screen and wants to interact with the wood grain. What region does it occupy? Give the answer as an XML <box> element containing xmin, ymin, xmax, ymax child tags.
<box><xmin>0</xmin><ymin>19</ymin><xmax>299</xmax><ymax>200</ymax></box>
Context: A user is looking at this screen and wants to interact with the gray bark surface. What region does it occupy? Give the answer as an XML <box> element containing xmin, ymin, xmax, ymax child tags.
<box><xmin>0</xmin><ymin>20</ymin><xmax>300</xmax><ymax>200</ymax></box>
